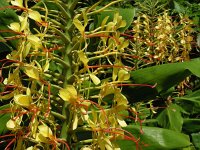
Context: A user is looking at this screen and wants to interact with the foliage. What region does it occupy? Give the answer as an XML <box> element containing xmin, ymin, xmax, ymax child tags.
<box><xmin>0</xmin><ymin>0</ymin><xmax>199</xmax><ymax>150</ymax></box>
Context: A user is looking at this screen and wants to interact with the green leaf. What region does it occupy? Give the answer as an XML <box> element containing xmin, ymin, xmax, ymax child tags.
<box><xmin>0</xmin><ymin>0</ymin><xmax>20</xmax><ymax>48</ymax></box>
<box><xmin>183</xmin><ymin>119</ymin><xmax>200</xmax><ymax>134</ymax></box>
<box><xmin>175</xmin><ymin>89</ymin><xmax>200</xmax><ymax>114</ymax></box>
<box><xmin>0</xmin><ymin>0</ymin><xmax>19</xmax><ymax>25</ymax></box>
<box><xmin>117</xmin><ymin>125</ymin><xmax>191</xmax><ymax>150</ymax></box>
<box><xmin>191</xmin><ymin>133</ymin><xmax>200</xmax><ymax>149</ymax></box>
<box><xmin>0</xmin><ymin>35</ymin><xmax>13</xmax><ymax>52</ymax></box>
<box><xmin>173</xmin><ymin>1</ymin><xmax>186</xmax><ymax>14</ymax></box>
<box><xmin>0</xmin><ymin>104</ymin><xmax>11</xmax><ymax>135</ymax></box>
<box><xmin>124</xmin><ymin>58</ymin><xmax>200</xmax><ymax>101</ymax></box>
<box><xmin>157</xmin><ymin>103</ymin><xmax>183</xmax><ymax>132</ymax></box>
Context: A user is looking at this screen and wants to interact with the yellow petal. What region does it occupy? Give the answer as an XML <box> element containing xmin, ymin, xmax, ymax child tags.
<box><xmin>72</xmin><ymin>113</ymin><xmax>78</xmax><ymax>130</ymax></box>
<box><xmin>35</xmin><ymin>133</ymin><xmax>49</xmax><ymax>143</ymax></box>
<box><xmin>8</xmin><ymin>22</ymin><xmax>20</xmax><ymax>32</ymax></box>
<box><xmin>117</xmin><ymin>116</ymin><xmax>127</xmax><ymax>127</ymax></box>
<box><xmin>23</xmin><ymin>42</ymin><xmax>31</xmax><ymax>58</ymax></box>
<box><xmin>104</xmin><ymin>138</ymin><xmax>113</xmax><ymax>150</ymax></box>
<box><xmin>11</xmin><ymin>0</ymin><xmax>23</xmax><ymax>7</ymax></box>
<box><xmin>59</xmin><ymin>85</ymin><xmax>77</xmax><ymax>103</ymax></box>
<box><xmin>112</xmin><ymin>67</ymin><xmax>119</xmax><ymax>81</ymax></box>
<box><xmin>19</xmin><ymin>16</ymin><xmax>28</xmax><ymax>31</ymax></box>
<box><xmin>81</xmin><ymin>147</ymin><xmax>93</xmax><ymax>150</ymax></box>
<box><xmin>89</xmin><ymin>73</ymin><xmax>100</xmax><ymax>85</ymax></box>
<box><xmin>26</xmin><ymin>146</ymin><xmax>34</xmax><ymax>150</ymax></box>
<box><xmin>6</xmin><ymin>117</ymin><xmax>22</xmax><ymax>131</ymax></box>
<box><xmin>43</xmin><ymin>60</ymin><xmax>49</xmax><ymax>72</ymax></box>
<box><xmin>38</xmin><ymin>124</ymin><xmax>53</xmax><ymax>138</ymax></box>
<box><xmin>28</xmin><ymin>10</ymin><xmax>42</xmax><ymax>22</ymax></box>
<box><xmin>14</xmin><ymin>94</ymin><xmax>32</xmax><ymax>107</ymax></box>
<box><xmin>73</xmin><ymin>18</ymin><xmax>84</xmax><ymax>34</ymax></box>
<box><xmin>24</xmin><ymin>65</ymin><xmax>40</xmax><ymax>80</ymax></box>
<box><xmin>78</xmin><ymin>51</ymin><xmax>89</xmax><ymax>66</ymax></box>
<box><xmin>118</xmin><ymin>69</ymin><xmax>130</xmax><ymax>81</ymax></box>
<box><xmin>27</xmin><ymin>35</ymin><xmax>42</xmax><ymax>48</ymax></box>
<box><xmin>6</xmin><ymin>119</ymin><xmax>18</xmax><ymax>130</ymax></box>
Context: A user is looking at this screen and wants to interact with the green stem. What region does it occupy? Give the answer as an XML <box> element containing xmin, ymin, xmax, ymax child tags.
<box><xmin>59</xmin><ymin>1</ymin><xmax>77</xmax><ymax>145</ymax></box>
<box><xmin>87</xmin><ymin>0</ymin><xmax>124</xmax><ymax>16</ymax></box>
<box><xmin>52</xmin><ymin>56</ymin><xmax>70</xmax><ymax>68</ymax></box>
<box><xmin>51</xmin><ymin>111</ymin><xmax>66</xmax><ymax>120</ymax></box>
<box><xmin>49</xmin><ymin>27</ymin><xmax>71</xmax><ymax>44</ymax></box>
<box><xmin>88</xmin><ymin>52</ymin><xmax>121</xmax><ymax>61</ymax></box>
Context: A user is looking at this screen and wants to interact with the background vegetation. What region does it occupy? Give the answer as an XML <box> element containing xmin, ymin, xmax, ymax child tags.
<box><xmin>0</xmin><ymin>0</ymin><xmax>200</xmax><ymax>149</ymax></box>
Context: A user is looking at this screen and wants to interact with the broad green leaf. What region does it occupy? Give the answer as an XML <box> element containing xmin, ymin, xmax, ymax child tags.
<box><xmin>24</xmin><ymin>65</ymin><xmax>40</xmax><ymax>80</ymax></box>
<box><xmin>183</xmin><ymin>119</ymin><xmax>200</xmax><ymax>134</ymax></box>
<box><xmin>173</xmin><ymin>1</ymin><xmax>186</xmax><ymax>14</ymax></box>
<box><xmin>117</xmin><ymin>125</ymin><xmax>190</xmax><ymax>150</ymax></box>
<box><xmin>14</xmin><ymin>94</ymin><xmax>32</xmax><ymax>107</ymax></box>
<box><xmin>0</xmin><ymin>35</ymin><xmax>13</xmax><ymax>52</ymax></box>
<box><xmin>157</xmin><ymin>103</ymin><xmax>183</xmax><ymax>132</ymax></box>
<box><xmin>0</xmin><ymin>0</ymin><xmax>19</xmax><ymax>48</ymax></box>
<box><xmin>59</xmin><ymin>85</ymin><xmax>77</xmax><ymax>103</ymax></box>
<box><xmin>191</xmin><ymin>133</ymin><xmax>200</xmax><ymax>149</ymax></box>
<box><xmin>175</xmin><ymin>89</ymin><xmax>200</xmax><ymax>114</ymax></box>
<box><xmin>124</xmin><ymin>58</ymin><xmax>200</xmax><ymax>101</ymax></box>
<box><xmin>0</xmin><ymin>104</ymin><xmax>11</xmax><ymax>135</ymax></box>
<box><xmin>89</xmin><ymin>73</ymin><xmax>101</xmax><ymax>85</ymax></box>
